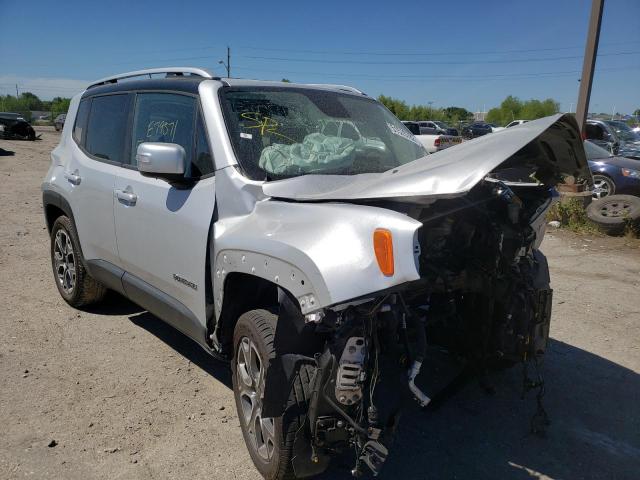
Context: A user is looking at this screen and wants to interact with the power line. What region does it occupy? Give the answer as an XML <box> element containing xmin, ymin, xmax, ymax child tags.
<box><xmin>231</xmin><ymin>66</ymin><xmax>639</xmax><ymax>83</ymax></box>
<box><xmin>235</xmin><ymin>40</ymin><xmax>640</xmax><ymax>57</ymax></box>
<box><xmin>231</xmin><ymin>65</ymin><xmax>638</xmax><ymax>80</ymax></box>
<box><xmin>1</xmin><ymin>65</ymin><xmax>637</xmax><ymax>98</ymax></box>
<box><xmin>0</xmin><ymin>83</ymin><xmax>81</xmax><ymax>91</ymax></box>
<box><xmin>25</xmin><ymin>48</ymin><xmax>632</xmax><ymax>70</ymax></box>
<box><xmin>58</xmin><ymin>39</ymin><xmax>640</xmax><ymax>59</ymax></box>
<box><xmin>240</xmin><ymin>51</ymin><xmax>640</xmax><ymax>66</ymax></box>
<box><xmin>4</xmin><ymin>39</ymin><xmax>640</xmax><ymax>69</ymax></box>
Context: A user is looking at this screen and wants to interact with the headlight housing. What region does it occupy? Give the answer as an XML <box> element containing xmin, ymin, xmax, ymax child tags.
<box><xmin>621</xmin><ymin>168</ymin><xmax>640</xmax><ymax>179</ymax></box>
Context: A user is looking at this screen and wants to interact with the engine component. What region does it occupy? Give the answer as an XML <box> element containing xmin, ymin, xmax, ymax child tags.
<box><xmin>407</xmin><ymin>360</ymin><xmax>431</xmax><ymax>407</ymax></box>
<box><xmin>335</xmin><ymin>336</ymin><xmax>366</xmax><ymax>405</ymax></box>
<box><xmin>314</xmin><ymin>416</ymin><xmax>350</xmax><ymax>447</ymax></box>
<box><xmin>359</xmin><ymin>440</ymin><xmax>389</xmax><ymax>476</ymax></box>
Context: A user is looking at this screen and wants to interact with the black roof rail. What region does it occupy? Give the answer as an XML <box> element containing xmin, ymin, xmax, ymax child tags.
<box><xmin>87</xmin><ymin>67</ymin><xmax>217</xmax><ymax>89</ymax></box>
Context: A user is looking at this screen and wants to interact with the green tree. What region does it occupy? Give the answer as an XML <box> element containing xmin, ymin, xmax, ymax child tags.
<box><xmin>485</xmin><ymin>107</ymin><xmax>502</xmax><ymax>125</ymax></box>
<box><xmin>377</xmin><ymin>95</ymin><xmax>410</xmax><ymax>119</ymax></box>
<box><xmin>634</xmin><ymin>108</ymin><xmax>640</xmax><ymax>116</ymax></box>
<box><xmin>485</xmin><ymin>95</ymin><xmax>559</xmax><ymax>126</ymax></box>
<box><xmin>0</xmin><ymin>93</ymin><xmax>71</xmax><ymax>121</ymax></box>
<box><xmin>442</xmin><ymin>106</ymin><xmax>473</xmax><ymax>123</ymax></box>
<box><xmin>19</xmin><ymin>92</ymin><xmax>43</xmax><ymax>110</ymax></box>
<box><xmin>50</xmin><ymin>97</ymin><xmax>71</xmax><ymax>116</ymax></box>
<box><xmin>377</xmin><ymin>95</ymin><xmax>472</xmax><ymax>124</ymax></box>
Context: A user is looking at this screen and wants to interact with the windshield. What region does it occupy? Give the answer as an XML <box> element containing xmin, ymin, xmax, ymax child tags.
<box><xmin>219</xmin><ymin>87</ymin><xmax>426</xmax><ymax>180</ymax></box>
<box><xmin>584</xmin><ymin>140</ymin><xmax>612</xmax><ymax>160</ymax></box>
<box><xmin>606</xmin><ymin>121</ymin><xmax>639</xmax><ymax>142</ymax></box>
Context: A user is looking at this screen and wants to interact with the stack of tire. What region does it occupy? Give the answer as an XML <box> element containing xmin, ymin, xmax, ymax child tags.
<box><xmin>586</xmin><ymin>195</ymin><xmax>640</xmax><ymax>235</ymax></box>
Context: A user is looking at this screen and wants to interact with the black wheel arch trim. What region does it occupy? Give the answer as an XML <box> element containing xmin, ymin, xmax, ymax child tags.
<box><xmin>43</xmin><ymin>189</ymin><xmax>75</xmax><ymax>233</ymax></box>
<box><xmin>43</xmin><ymin>189</ymin><xmax>91</xmax><ymax>271</ymax></box>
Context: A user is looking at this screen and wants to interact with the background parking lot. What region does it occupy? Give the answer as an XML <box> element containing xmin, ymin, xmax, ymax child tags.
<box><xmin>1</xmin><ymin>129</ymin><xmax>639</xmax><ymax>480</ymax></box>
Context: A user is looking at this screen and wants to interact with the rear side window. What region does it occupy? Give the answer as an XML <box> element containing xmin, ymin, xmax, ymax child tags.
<box><xmin>405</xmin><ymin>123</ymin><xmax>420</xmax><ymax>135</ymax></box>
<box><xmin>85</xmin><ymin>94</ymin><xmax>130</xmax><ymax>162</ymax></box>
<box><xmin>73</xmin><ymin>99</ymin><xmax>91</xmax><ymax>144</ymax></box>
<box><xmin>586</xmin><ymin>124</ymin><xmax>604</xmax><ymax>140</ymax></box>
<box><xmin>130</xmin><ymin>93</ymin><xmax>195</xmax><ymax>168</ymax></box>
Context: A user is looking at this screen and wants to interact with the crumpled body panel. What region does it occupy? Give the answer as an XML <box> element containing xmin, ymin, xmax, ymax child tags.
<box><xmin>262</xmin><ymin>114</ymin><xmax>590</xmax><ymax>204</ymax></box>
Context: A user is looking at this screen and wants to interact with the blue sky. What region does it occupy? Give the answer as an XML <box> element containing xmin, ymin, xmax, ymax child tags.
<box><xmin>1</xmin><ymin>0</ymin><xmax>638</xmax><ymax>114</ymax></box>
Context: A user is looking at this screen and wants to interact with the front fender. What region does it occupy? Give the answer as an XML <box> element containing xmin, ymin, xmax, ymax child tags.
<box><xmin>213</xmin><ymin>200</ymin><xmax>422</xmax><ymax>318</ymax></box>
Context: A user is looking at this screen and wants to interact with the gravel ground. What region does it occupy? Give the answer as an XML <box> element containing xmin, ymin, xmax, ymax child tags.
<box><xmin>1</xmin><ymin>129</ymin><xmax>639</xmax><ymax>480</ymax></box>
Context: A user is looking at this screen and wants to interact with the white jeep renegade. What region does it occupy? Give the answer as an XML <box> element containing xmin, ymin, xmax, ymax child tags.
<box><xmin>43</xmin><ymin>67</ymin><xmax>591</xmax><ymax>479</ymax></box>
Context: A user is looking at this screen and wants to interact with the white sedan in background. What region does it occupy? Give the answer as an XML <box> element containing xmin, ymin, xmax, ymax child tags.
<box><xmin>506</xmin><ymin>119</ymin><xmax>529</xmax><ymax>128</ymax></box>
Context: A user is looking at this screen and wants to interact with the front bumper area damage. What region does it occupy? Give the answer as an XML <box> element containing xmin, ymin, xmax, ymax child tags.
<box><xmin>265</xmin><ymin>238</ymin><xmax>554</xmax><ymax>477</ymax></box>
<box><xmin>259</xmin><ymin>114</ymin><xmax>585</xmax><ymax>477</ymax></box>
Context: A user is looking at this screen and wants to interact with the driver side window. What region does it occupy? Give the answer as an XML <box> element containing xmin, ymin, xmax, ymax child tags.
<box><xmin>130</xmin><ymin>93</ymin><xmax>195</xmax><ymax>168</ymax></box>
<box><xmin>129</xmin><ymin>92</ymin><xmax>214</xmax><ymax>178</ymax></box>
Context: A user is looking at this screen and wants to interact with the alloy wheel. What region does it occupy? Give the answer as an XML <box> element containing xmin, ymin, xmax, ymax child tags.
<box><xmin>236</xmin><ymin>336</ymin><xmax>275</xmax><ymax>461</ymax></box>
<box><xmin>53</xmin><ymin>229</ymin><xmax>76</xmax><ymax>294</ymax></box>
<box><xmin>592</xmin><ymin>175</ymin><xmax>614</xmax><ymax>199</ymax></box>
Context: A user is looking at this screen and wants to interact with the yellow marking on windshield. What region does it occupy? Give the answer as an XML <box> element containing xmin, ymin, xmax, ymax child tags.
<box><xmin>240</xmin><ymin>112</ymin><xmax>297</xmax><ymax>143</ymax></box>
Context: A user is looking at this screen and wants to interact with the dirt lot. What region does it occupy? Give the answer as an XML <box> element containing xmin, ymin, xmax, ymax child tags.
<box><xmin>1</xmin><ymin>128</ymin><xmax>639</xmax><ymax>480</ymax></box>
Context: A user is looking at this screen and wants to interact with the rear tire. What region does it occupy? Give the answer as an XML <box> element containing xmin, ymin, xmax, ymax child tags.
<box><xmin>50</xmin><ymin>215</ymin><xmax>107</xmax><ymax>307</ymax></box>
<box><xmin>232</xmin><ymin>309</ymin><xmax>316</xmax><ymax>480</ymax></box>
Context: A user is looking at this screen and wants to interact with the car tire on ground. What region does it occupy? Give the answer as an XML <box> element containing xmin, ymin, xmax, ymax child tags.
<box><xmin>50</xmin><ymin>215</ymin><xmax>107</xmax><ymax>307</ymax></box>
<box><xmin>592</xmin><ymin>174</ymin><xmax>615</xmax><ymax>199</ymax></box>
<box><xmin>586</xmin><ymin>194</ymin><xmax>640</xmax><ymax>235</ymax></box>
<box><xmin>232</xmin><ymin>309</ymin><xmax>316</xmax><ymax>480</ymax></box>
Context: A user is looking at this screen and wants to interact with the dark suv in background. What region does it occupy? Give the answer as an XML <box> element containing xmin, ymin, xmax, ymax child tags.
<box><xmin>461</xmin><ymin>121</ymin><xmax>492</xmax><ymax>139</ymax></box>
<box><xmin>585</xmin><ymin>119</ymin><xmax>640</xmax><ymax>159</ymax></box>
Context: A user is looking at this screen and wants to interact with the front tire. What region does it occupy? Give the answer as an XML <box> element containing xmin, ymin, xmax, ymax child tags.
<box><xmin>50</xmin><ymin>215</ymin><xmax>107</xmax><ymax>307</ymax></box>
<box><xmin>232</xmin><ymin>309</ymin><xmax>315</xmax><ymax>480</ymax></box>
<box><xmin>592</xmin><ymin>174</ymin><xmax>615</xmax><ymax>199</ymax></box>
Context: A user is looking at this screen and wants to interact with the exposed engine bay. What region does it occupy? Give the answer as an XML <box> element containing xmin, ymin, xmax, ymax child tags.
<box><xmin>263</xmin><ymin>178</ymin><xmax>554</xmax><ymax>477</ymax></box>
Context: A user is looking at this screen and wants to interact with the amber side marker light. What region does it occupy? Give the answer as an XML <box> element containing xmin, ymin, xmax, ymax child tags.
<box><xmin>373</xmin><ymin>228</ymin><xmax>394</xmax><ymax>276</ymax></box>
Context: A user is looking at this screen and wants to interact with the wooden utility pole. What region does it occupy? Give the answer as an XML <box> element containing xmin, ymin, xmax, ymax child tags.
<box><xmin>219</xmin><ymin>47</ymin><xmax>231</xmax><ymax>78</ymax></box>
<box><xmin>575</xmin><ymin>0</ymin><xmax>605</xmax><ymax>134</ymax></box>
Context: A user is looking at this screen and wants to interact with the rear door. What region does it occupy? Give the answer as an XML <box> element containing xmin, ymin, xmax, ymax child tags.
<box><xmin>419</xmin><ymin>122</ymin><xmax>437</xmax><ymax>135</ymax></box>
<box><xmin>113</xmin><ymin>91</ymin><xmax>216</xmax><ymax>339</ymax></box>
<box><xmin>66</xmin><ymin>94</ymin><xmax>132</xmax><ymax>271</ymax></box>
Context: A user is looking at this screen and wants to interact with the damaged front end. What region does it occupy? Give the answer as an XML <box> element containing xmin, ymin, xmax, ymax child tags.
<box><xmin>260</xmin><ymin>114</ymin><xmax>589</xmax><ymax>477</ymax></box>
<box><xmin>0</xmin><ymin>116</ymin><xmax>38</xmax><ymax>141</ymax></box>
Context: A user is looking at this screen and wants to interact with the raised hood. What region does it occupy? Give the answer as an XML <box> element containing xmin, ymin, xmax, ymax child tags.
<box><xmin>262</xmin><ymin>114</ymin><xmax>591</xmax><ymax>204</ymax></box>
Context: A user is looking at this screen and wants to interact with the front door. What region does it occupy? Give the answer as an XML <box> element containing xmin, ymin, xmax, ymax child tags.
<box><xmin>113</xmin><ymin>92</ymin><xmax>216</xmax><ymax>339</ymax></box>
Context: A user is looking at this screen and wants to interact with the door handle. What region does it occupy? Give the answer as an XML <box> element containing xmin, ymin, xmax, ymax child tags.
<box><xmin>115</xmin><ymin>189</ymin><xmax>137</xmax><ymax>206</ymax></box>
<box><xmin>64</xmin><ymin>171</ymin><xmax>81</xmax><ymax>185</ymax></box>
